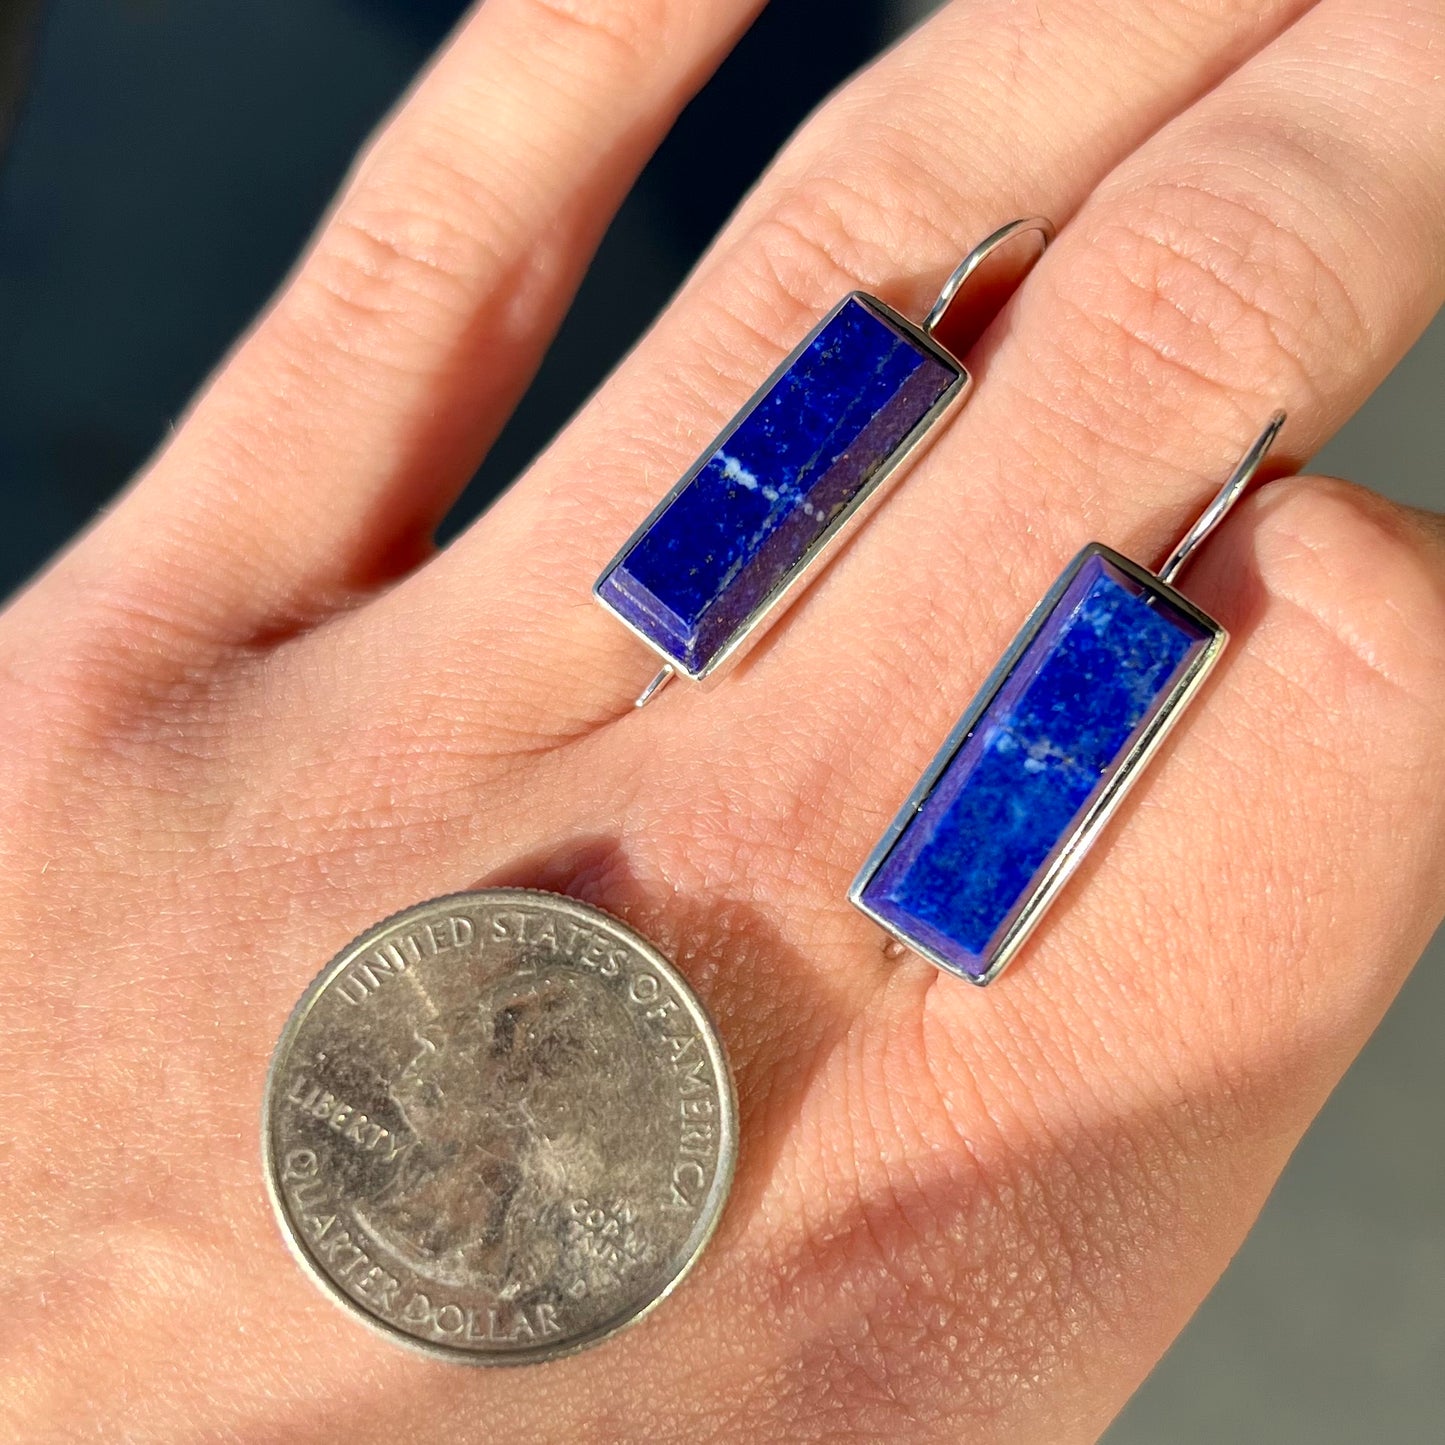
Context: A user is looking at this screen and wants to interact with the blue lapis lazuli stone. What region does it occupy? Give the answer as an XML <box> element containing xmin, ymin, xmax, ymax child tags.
<box><xmin>858</xmin><ymin>552</ymin><xmax>1215</xmax><ymax>980</ymax></box>
<box><xmin>597</xmin><ymin>296</ymin><xmax>959</xmax><ymax>675</ymax></box>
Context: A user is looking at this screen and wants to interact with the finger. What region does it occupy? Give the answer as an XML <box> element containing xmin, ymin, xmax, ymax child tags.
<box><xmin>390</xmin><ymin>0</ymin><xmax>1325</xmax><ymax>734</ymax></box>
<box><xmin>40</xmin><ymin>0</ymin><xmax>765</xmax><ymax>646</ymax></box>
<box><xmin>791</xmin><ymin>0</ymin><xmax>1445</xmax><ymax>734</ymax></box>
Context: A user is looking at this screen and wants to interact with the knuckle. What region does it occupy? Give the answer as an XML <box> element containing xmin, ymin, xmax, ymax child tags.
<box><xmin>618</xmin><ymin>174</ymin><xmax>897</xmax><ymax>503</ymax></box>
<box><xmin>717</xmin><ymin>177</ymin><xmax>881</xmax><ymax>366</ymax></box>
<box><xmin>515</xmin><ymin>0</ymin><xmax>675</xmax><ymax>73</ymax></box>
<box><xmin>1041</xmin><ymin>163</ymin><xmax>1365</xmax><ymax>443</ymax></box>
<box><xmin>701</xmin><ymin>153</ymin><xmax>962</xmax><ymax>386</ymax></box>
<box><xmin>1248</xmin><ymin>475</ymin><xmax>1445</xmax><ymax>720</ymax></box>
<box><xmin>295</xmin><ymin>179</ymin><xmax>487</xmax><ymax>340</ymax></box>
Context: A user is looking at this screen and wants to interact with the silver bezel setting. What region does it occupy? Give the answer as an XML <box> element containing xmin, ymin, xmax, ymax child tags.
<box><xmin>592</xmin><ymin>291</ymin><xmax>970</xmax><ymax>683</ymax></box>
<box><xmin>849</xmin><ymin>543</ymin><xmax>1227</xmax><ymax>987</ymax></box>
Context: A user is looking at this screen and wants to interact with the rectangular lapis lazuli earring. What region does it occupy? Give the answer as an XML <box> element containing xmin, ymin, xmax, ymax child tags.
<box><xmin>850</xmin><ymin>413</ymin><xmax>1286</xmax><ymax>986</ymax></box>
<box><xmin>595</xmin><ymin>220</ymin><xmax>1054</xmax><ymax>706</ymax></box>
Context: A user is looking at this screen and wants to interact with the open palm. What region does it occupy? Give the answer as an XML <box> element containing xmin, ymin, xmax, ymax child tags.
<box><xmin>3</xmin><ymin>0</ymin><xmax>1444</xmax><ymax>1439</ymax></box>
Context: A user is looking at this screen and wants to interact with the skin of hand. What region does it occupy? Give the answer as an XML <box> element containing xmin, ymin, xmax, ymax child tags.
<box><xmin>2</xmin><ymin>0</ymin><xmax>1443</xmax><ymax>1439</ymax></box>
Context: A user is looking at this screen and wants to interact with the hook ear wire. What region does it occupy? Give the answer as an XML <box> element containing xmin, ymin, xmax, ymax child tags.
<box><xmin>1157</xmin><ymin>411</ymin><xmax>1287</xmax><ymax>586</ymax></box>
<box><xmin>923</xmin><ymin>216</ymin><xmax>1056</xmax><ymax>341</ymax></box>
<box><xmin>634</xmin><ymin>664</ymin><xmax>676</xmax><ymax>709</ymax></box>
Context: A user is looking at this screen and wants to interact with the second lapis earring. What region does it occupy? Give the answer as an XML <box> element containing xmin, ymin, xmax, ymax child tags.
<box><xmin>594</xmin><ymin>217</ymin><xmax>1055</xmax><ymax>705</ymax></box>
<box><xmin>850</xmin><ymin>413</ymin><xmax>1288</xmax><ymax>986</ymax></box>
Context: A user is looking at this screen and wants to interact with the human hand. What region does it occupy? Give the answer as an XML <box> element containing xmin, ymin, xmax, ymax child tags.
<box><xmin>3</xmin><ymin>0</ymin><xmax>1442</xmax><ymax>1439</ymax></box>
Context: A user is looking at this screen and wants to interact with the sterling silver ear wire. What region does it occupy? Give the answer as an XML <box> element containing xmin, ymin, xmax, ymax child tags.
<box><xmin>594</xmin><ymin>218</ymin><xmax>1056</xmax><ymax>706</ymax></box>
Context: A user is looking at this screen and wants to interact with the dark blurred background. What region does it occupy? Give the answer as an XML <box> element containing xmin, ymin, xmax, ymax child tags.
<box><xmin>0</xmin><ymin>2</ymin><xmax>1440</xmax><ymax>1438</ymax></box>
<box><xmin>0</xmin><ymin>0</ymin><xmax>908</xmax><ymax>589</ymax></box>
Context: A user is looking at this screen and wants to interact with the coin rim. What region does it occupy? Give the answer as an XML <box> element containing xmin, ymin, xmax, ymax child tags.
<box><xmin>261</xmin><ymin>887</ymin><xmax>738</xmax><ymax>1366</ymax></box>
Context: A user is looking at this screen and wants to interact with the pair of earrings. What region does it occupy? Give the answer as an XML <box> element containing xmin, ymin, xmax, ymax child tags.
<box><xmin>594</xmin><ymin>218</ymin><xmax>1284</xmax><ymax>986</ymax></box>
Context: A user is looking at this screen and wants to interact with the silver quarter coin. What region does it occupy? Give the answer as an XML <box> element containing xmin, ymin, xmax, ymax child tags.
<box><xmin>262</xmin><ymin>889</ymin><xmax>737</xmax><ymax>1364</ymax></box>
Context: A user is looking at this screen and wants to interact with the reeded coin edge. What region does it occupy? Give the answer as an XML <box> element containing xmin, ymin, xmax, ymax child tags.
<box><xmin>261</xmin><ymin>887</ymin><xmax>738</xmax><ymax>1367</ymax></box>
